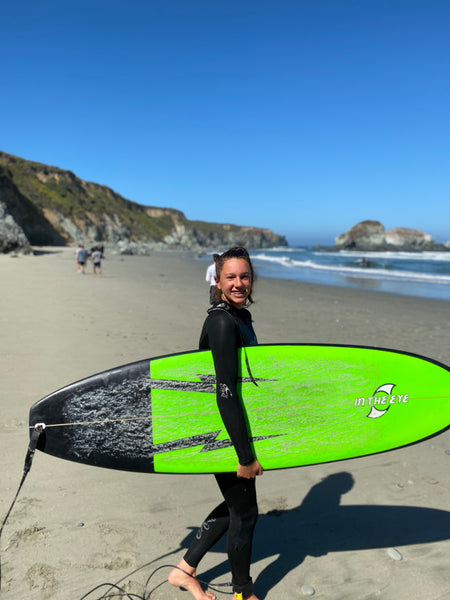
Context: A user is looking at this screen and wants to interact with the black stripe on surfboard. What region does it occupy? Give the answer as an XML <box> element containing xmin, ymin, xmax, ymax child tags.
<box><xmin>149</xmin><ymin>375</ymin><xmax>274</xmax><ymax>393</ymax></box>
<box><xmin>149</xmin><ymin>430</ymin><xmax>283</xmax><ymax>457</ymax></box>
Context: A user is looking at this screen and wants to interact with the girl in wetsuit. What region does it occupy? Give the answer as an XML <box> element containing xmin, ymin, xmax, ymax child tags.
<box><xmin>168</xmin><ymin>247</ymin><xmax>262</xmax><ymax>600</ymax></box>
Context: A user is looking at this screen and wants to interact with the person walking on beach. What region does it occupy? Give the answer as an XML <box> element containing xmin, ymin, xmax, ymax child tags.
<box><xmin>91</xmin><ymin>246</ymin><xmax>102</xmax><ymax>276</ymax></box>
<box><xmin>205</xmin><ymin>253</ymin><xmax>219</xmax><ymax>304</ymax></box>
<box><xmin>169</xmin><ymin>247</ymin><xmax>262</xmax><ymax>600</ymax></box>
<box><xmin>76</xmin><ymin>244</ymin><xmax>87</xmax><ymax>274</ymax></box>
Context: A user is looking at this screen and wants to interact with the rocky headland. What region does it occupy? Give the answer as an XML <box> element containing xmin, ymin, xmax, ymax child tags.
<box><xmin>0</xmin><ymin>151</ymin><xmax>287</xmax><ymax>254</ymax></box>
<box><xmin>333</xmin><ymin>220</ymin><xmax>449</xmax><ymax>252</ymax></box>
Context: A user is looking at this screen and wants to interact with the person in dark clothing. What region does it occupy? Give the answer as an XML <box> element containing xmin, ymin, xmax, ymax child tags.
<box><xmin>169</xmin><ymin>247</ymin><xmax>262</xmax><ymax>600</ymax></box>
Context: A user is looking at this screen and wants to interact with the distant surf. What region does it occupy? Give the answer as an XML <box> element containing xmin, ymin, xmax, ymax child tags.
<box><xmin>200</xmin><ymin>247</ymin><xmax>450</xmax><ymax>301</ymax></box>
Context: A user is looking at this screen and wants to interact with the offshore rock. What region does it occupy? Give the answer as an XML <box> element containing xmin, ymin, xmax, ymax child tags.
<box><xmin>385</xmin><ymin>227</ymin><xmax>434</xmax><ymax>249</ymax></box>
<box><xmin>334</xmin><ymin>220</ymin><xmax>441</xmax><ymax>251</ymax></box>
<box><xmin>334</xmin><ymin>220</ymin><xmax>386</xmax><ymax>250</ymax></box>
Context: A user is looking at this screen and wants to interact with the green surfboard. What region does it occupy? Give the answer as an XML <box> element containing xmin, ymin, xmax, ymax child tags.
<box><xmin>29</xmin><ymin>345</ymin><xmax>450</xmax><ymax>473</ymax></box>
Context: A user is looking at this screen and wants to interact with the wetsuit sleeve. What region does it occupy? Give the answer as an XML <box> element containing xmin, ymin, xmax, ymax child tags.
<box><xmin>205</xmin><ymin>311</ymin><xmax>255</xmax><ymax>466</ymax></box>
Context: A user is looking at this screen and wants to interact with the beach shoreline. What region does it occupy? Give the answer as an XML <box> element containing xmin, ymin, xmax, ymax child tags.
<box><xmin>1</xmin><ymin>247</ymin><xmax>449</xmax><ymax>600</ymax></box>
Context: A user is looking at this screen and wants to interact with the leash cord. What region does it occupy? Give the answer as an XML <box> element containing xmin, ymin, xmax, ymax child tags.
<box><xmin>0</xmin><ymin>426</ymin><xmax>43</xmax><ymax>591</ymax></box>
<box><xmin>78</xmin><ymin>564</ymin><xmax>232</xmax><ymax>599</ymax></box>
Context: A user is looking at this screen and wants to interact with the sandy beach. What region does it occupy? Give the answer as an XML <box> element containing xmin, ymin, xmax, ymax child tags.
<box><xmin>1</xmin><ymin>246</ymin><xmax>449</xmax><ymax>600</ymax></box>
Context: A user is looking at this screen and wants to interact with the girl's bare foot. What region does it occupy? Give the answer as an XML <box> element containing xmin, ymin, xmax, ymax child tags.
<box><xmin>168</xmin><ymin>559</ymin><xmax>215</xmax><ymax>600</ymax></box>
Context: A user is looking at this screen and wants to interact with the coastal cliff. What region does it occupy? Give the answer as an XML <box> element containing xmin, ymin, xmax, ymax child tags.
<box><xmin>0</xmin><ymin>151</ymin><xmax>287</xmax><ymax>254</ymax></box>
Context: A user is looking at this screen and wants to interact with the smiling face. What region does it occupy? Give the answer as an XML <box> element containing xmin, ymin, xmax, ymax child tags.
<box><xmin>215</xmin><ymin>257</ymin><xmax>253</xmax><ymax>309</ymax></box>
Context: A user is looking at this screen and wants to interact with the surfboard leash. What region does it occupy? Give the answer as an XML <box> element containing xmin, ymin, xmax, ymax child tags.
<box><xmin>77</xmin><ymin>563</ymin><xmax>233</xmax><ymax>599</ymax></box>
<box><xmin>0</xmin><ymin>424</ymin><xmax>44</xmax><ymax>591</ymax></box>
<box><xmin>143</xmin><ymin>564</ymin><xmax>233</xmax><ymax>599</ymax></box>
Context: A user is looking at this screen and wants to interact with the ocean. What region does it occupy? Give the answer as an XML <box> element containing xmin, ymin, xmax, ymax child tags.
<box><xmin>201</xmin><ymin>247</ymin><xmax>450</xmax><ymax>302</ymax></box>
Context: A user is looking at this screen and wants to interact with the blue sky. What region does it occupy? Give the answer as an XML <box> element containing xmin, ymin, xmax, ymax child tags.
<box><xmin>1</xmin><ymin>1</ymin><xmax>449</xmax><ymax>246</ymax></box>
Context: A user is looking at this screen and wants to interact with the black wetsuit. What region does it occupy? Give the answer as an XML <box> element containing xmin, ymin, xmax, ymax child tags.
<box><xmin>183</xmin><ymin>301</ymin><xmax>258</xmax><ymax>597</ymax></box>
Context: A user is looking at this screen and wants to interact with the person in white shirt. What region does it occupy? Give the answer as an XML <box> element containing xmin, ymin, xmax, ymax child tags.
<box><xmin>205</xmin><ymin>253</ymin><xmax>219</xmax><ymax>304</ymax></box>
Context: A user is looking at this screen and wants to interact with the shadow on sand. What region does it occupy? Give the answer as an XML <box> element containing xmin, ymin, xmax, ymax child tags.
<box><xmin>173</xmin><ymin>472</ymin><xmax>450</xmax><ymax>597</ymax></box>
<box><xmin>32</xmin><ymin>249</ymin><xmax>65</xmax><ymax>256</ymax></box>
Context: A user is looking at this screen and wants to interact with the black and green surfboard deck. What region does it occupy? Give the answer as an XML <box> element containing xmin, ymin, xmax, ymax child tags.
<box><xmin>29</xmin><ymin>344</ymin><xmax>450</xmax><ymax>473</ymax></box>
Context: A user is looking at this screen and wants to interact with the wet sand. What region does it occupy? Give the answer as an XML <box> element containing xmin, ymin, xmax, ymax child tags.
<box><xmin>0</xmin><ymin>247</ymin><xmax>449</xmax><ymax>600</ymax></box>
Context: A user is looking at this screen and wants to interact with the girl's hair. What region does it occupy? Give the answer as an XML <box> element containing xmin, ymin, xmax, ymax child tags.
<box><xmin>213</xmin><ymin>247</ymin><xmax>255</xmax><ymax>305</ymax></box>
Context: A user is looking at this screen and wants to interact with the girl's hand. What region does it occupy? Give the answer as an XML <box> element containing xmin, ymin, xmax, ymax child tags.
<box><xmin>237</xmin><ymin>460</ymin><xmax>263</xmax><ymax>479</ymax></box>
